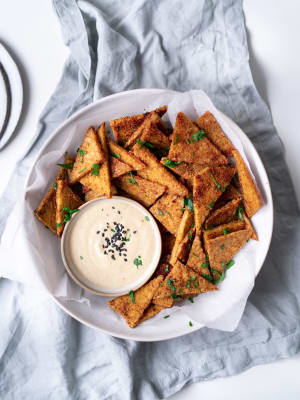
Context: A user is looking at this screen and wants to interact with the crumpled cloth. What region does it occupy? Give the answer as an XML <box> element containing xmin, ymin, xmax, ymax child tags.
<box><xmin>0</xmin><ymin>1</ymin><xmax>300</xmax><ymax>399</ymax></box>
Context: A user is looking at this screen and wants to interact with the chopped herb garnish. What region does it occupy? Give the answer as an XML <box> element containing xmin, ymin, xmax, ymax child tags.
<box><xmin>220</xmin><ymin>244</ymin><xmax>225</xmax><ymax>250</ymax></box>
<box><xmin>221</xmin><ymin>261</ymin><xmax>225</xmax><ymax>267</ymax></box>
<box><xmin>79</xmin><ymin>168</ymin><xmax>87</xmax><ymax>174</ymax></box>
<box><xmin>174</xmin><ymin>134</ymin><xmax>179</xmax><ymax>145</ymax></box>
<box><xmin>136</xmin><ymin>138</ymin><xmax>154</xmax><ymax>149</ymax></box>
<box><xmin>201</xmin><ymin>261</ymin><xmax>209</xmax><ymax>268</ymax></box>
<box><xmin>126</xmin><ymin>171</ymin><xmax>138</xmax><ymax>185</ymax></box>
<box><xmin>56</xmin><ymin>222</ymin><xmax>62</xmax><ymax>228</ymax></box>
<box><xmin>112</xmin><ymin>153</ymin><xmax>120</xmax><ymax>159</ymax></box>
<box><xmin>167</xmin><ymin>278</ymin><xmax>175</xmax><ymax>292</ymax></box>
<box><xmin>171</xmin><ymin>293</ymin><xmax>181</xmax><ymax>300</ymax></box>
<box><xmin>203</xmin><ymin>274</ymin><xmax>213</xmax><ymax>282</ymax></box>
<box><xmin>210</xmin><ymin>172</ymin><xmax>226</xmax><ymax>191</ymax></box>
<box><xmin>233</xmin><ymin>172</ymin><xmax>238</xmax><ymax>182</ymax></box>
<box><xmin>77</xmin><ymin>148</ymin><xmax>87</xmax><ymax>158</ymax></box>
<box><xmin>226</xmin><ymin>259</ymin><xmax>235</xmax><ymax>270</ymax></box>
<box><xmin>157</xmin><ymin>209</ymin><xmax>164</xmax><ymax>216</ymax></box>
<box><xmin>191</xmin><ymin>130</ymin><xmax>205</xmax><ymax>142</ymax></box>
<box><xmin>52</xmin><ymin>183</ymin><xmax>57</xmax><ymax>190</ymax></box>
<box><xmin>246</xmin><ymin>238</ymin><xmax>250</xmax><ymax>243</ymax></box>
<box><xmin>57</xmin><ymin>163</ymin><xmax>74</xmax><ymax>170</ymax></box>
<box><xmin>185</xmin><ymin>279</ymin><xmax>191</xmax><ymax>288</ymax></box>
<box><xmin>134</xmin><ymin>257</ymin><xmax>143</xmax><ymax>268</ymax></box>
<box><xmin>60</xmin><ymin>206</ymin><xmax>80</xmax><ymax>224</ymax></box>
<box><xmin>111</xmin><ymin>229</ymin><xmax>115</xmax><ymax>233</ymax></box>
<box><xmin>164</xmin><ymin>158</ymin><xmax>182</xmax><ymax>167</ymax></box>
<box><xmin>166</xmin><ymin>211</ymin><xmax>171</xmax><ymax>217</ymax></box>
<box><xmin>165</xmin><ymin>265</ymin><xmax>169</xmax><ymax>272</ymax></box>
<box><xmin>184</xmin><ymin>197</ymin><xmax>194</xmax><ymax>213</ymax></box>
<box><xmin>164</xmin><ymin>315</ymin><xmax>170</xmax><ymax>319</ymax></box>
<box><xmin>237</xmin><ymin>205</ymin><xmax>244</xmax><ymax>221</ymax></box>
<box><xmin>223</xmin><ymin>228</ymin><xmax>229</xmax><ymax>235</ymax></box>
<box><xmin>145</xmin><ymin>216</ymin><xmax>150</xmax><ymax>221</ymax></box>
<box><xmin>92</xmin><ymin>164</ymin><xmax>100</xmax><ymax>176</ymax></box>
<box><xmin>124</xmin><ymin>235</ymin><xmax>131</xmax><ymax>242</ymax></box>
<box><xmin>188</xmin><ymin>297</ymin><xmax>194</xmax><ymax>303</ymax></box>
<box><xmin>80</xmin><ymin>256</ymin><xmax>83</xmax><ymax>260</ymax></box>
<box><xmin>189</xmin><ymin>321</ymin><xmax>193</xmax><ymax>327</ymax></box>
<box><xmin>208</xmin><ymin>201</ymin><xmax>214</xmax><ymax>210</ymax></box>
<box><xmin>129</xmin><ymin>290</ymin><xmax>135</xmax><ymax>304</ymax></box>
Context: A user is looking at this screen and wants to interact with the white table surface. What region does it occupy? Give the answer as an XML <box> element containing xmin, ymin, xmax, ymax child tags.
<box><xmin>0</xmin><ymin>1</ymin><xmax>299</xmax><ymax>399</ymax></box>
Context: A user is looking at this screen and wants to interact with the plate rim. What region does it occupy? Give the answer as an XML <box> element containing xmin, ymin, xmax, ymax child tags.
<box><xmin>24</xmin><ymin>88</ymin><xmax>274</xmax><ymax>341</ymax></box>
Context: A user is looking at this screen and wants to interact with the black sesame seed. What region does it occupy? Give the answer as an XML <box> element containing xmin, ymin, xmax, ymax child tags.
<box><xmin>112</xmin><ymin>206</ymin><xmax>115</xmax><ymax>209</ymax></box>
<box><xmin>101</xmin><ymin>233</ymin><xmax>104</xmax><ymax>237</ymax></box>
<box><xmin>124</xmin><ymin>259</ymin><xmax>127</xmax><ymax>262</ymax></box>
<box><xmin>133</xmin><ymin>231</ymin><xmax>137</xmax><ymax>234</ymax></box>
<box><xmin>118</xmin><ymin>211</ymin><xmax>121</xmax><ymax>214</ymax></box>
<box><xmin>111</xmin><ymin>255</ymin><xmax>115</xmax><ymax>260</ymax></box>
<box><xmin>96</xmin><ymin>231</ymin><xmax>100</xmax><ymax>234</ymax></box>
<box><xmin>104</xmin><ymin>251</ymin><xmax>107</xmax><ymax>255</ymax></box>
<box><xmin>119</xmin><ymin>253</ymin><xmax>122</xmax><ymax>256</ymax></box>
<box><xmin>104</xmin><ymin>229</ymin><xmax>107</xmax><ymax>232</ymax></box>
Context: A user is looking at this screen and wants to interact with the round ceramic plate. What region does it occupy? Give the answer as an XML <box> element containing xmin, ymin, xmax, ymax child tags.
<box><xmin>0</xmin><ymin>42</ymin><xmax>23</xmax><ymax>150</ymax></box>
<box><xmin>26</xmin><ymin>89</ymin><xmax>273</xmax><ymax>341</ymax></box>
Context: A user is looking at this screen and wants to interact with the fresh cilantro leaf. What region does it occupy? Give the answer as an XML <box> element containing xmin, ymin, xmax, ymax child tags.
<box><xmin>210</xmin><ymin>172</ymin><xmax>226</xmax><ymax>191</ymax></box>
<box><xmin>164</xmin><ymin>158</ymin><xmax>182</xmax><ymax>167</ymax></box>
<box><xmin>129</xmin><ymin>290</ymin><xmax>135</xmax><ymax>304</ymax></box>
<box><xmin>92</xmin><ymin>164</ymin><xmax>100</xmax><ymax>176</ymax></box>
<box><xmin>134</xmin><ymin>257</ymin><xmax>142</xmax><ymax>268</ymax></box>
<box><xmin>112</xmin><ymin>153</ymin><xmax>120</xmax><ymax>159</ymax></box>
<box><xmin>145</xmin><ymin>216</ymin><xmax>150</xmax><ymax>221</ymax></box>
<box><xmin>184</xmin><ymin>197</ymin><xmax>194</xmax><ymax>213</ymax></box>
<box><xmin>57</xmin><ymin>163</ymin><xmax>74</xmax><ymax>170</ymax></box>
<box><xmin>191</xmin><ymin>130</ymin><xmax>205</xmax><ymax>142</ymax></box>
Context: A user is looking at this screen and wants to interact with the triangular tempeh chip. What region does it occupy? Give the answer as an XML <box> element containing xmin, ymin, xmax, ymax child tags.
<box><xmin>110</xmin><ymin>156</ymin><xmax>133</xmax><ymax>178</ymax></box>
<box><xmin>150</xmin><ymin>193</ymin><xmax>184</xmax><ymax>235</ymax></box>
<box><xmin>107</xmin><ymin>139</ymin><xmax>146</xmax><ymax>170</ymax></box>
<box><xmin>204</xmin><ymin>198</ymin><xmax>241</xmax><ymax>228</ymax></box>
<box><xmin>187</xmin><ymin>234</ymin><xmax>211</xmax><ymax>277</ymax></box>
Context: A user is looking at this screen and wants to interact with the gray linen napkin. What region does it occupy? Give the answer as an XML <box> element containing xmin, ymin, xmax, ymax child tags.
<box><xmin>1</xmin><ymin>1</ymin><xmax>300</xmax><ymax>399</ymax></box>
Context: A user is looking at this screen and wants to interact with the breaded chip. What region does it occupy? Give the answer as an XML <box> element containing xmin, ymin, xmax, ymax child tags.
<box><xmin>174</xmin><ymin>233</ymin><xmax>193</xmax><ymax>264</ymax></box>
<box><xmin>138</xmin><ymin>304</ymin><xmax>165</xmax><ymax>324</ymax></box>
<box><xmin>152</xmin><ymin>296</ymin><xmax>174</xmax><ymax>308</ymax></box>
<box><xmin>34</xmin><ymin>163</ymin><xmax>70</xmax><ymax>235</ymax></box>
<box><xmin>110</xmin><ymin>106</ymin><xmax>167</xmax><ymax>144</ymax></box>
<box><xmin>195</xmin><ymin>111</ymin><xmax>234</xmax><ymax>156</ymax></box>
<box><xmin>215</xmin><ymin>184</ymin><xmax>241</xmax><ymax>207</ymax></box>
<box><xmin>150</xmin><ymin>193</ymin><xmax>184</xmax><ymax>235</ymax></box>
<box><xmin>170</xmin><ymin>209</ymin><xmax>194</xmax><ymax>265</ymax></box>
<box><xmin>204</xmin><ymin>198</ymin><xmax>241</xmax><ymax>228</ymax></box>
<box><xmin>193</xmin><ymin>166</ymin><xmax>236</xmax><ymax>233</ymax></box>
<box><xmin>168</xmin><ymin>112</ymin><xmax>228</xmax><ymax>165</ymax></box>
<box><xmin>154</xmin><ymin>261</ymin><xmax>217</xmax><ymax>303</ymax></box>
<box><xmin>84</xmin><ymin>185</ymin><xmax>117</xmax><ymax>202</ymax></box>
<box><xmin>243</xmin><ymin>212</ymin><xmax>258</xmax><ymax>241</ymax></box>
<box><xmin>206</xmin><ymin>229</ymin><xmax>250</xmax><ymax>278</ymax></box>
<box><xmin>232</xmin><ymin>149</ymin><xmax>262</xmax><ymax>217</ymax></box>
<box><xmin>140</xmin><ymin>118</ymin><xmax>170</xmax><ymax>149</ymax></box>
<box><xmin>110</xmin><ymin>156</ymin><xmax>133</xmax><ymax>178</ymax></box>
<box><xmin>107</xmin><ymin>139</ymin><xmax>146</xmax><ymax>170</ymax></box>
<box><xmin>109</xmin><ymin>275</ymin><xmax>163</xmax><ymax>328</ymax></box>
<box><xmin>69</xmin><ymin>127</ymin><xmax>104</xmax><ymax>184</ymax></box>
<box><xmin>96</xmin><ymin>122</ymin><xmax>112</xmax><ymax>197</ymax></box>
<box><xmin>203</xmin><ymin>220</ymin><xmax>245</xmax><ymax>242</ymax></box>
<box><xmin>56</xmin><ymin>180</ymin><xmax>83</xmax><ymax>236</ymax></box>
<box><xmin>79</xmin><ymin>168</ymin><xmax>111</xmax><ymax>198</ymax></box>
<box><xmin>161</xmin><ymin>157</ymin><xmax>206</xmax><ymax>180</ymax></box>
<box><xmin>133</xmin><ymin>145</ymin><xmax>188</xmax><ymax>196</ymax></box>
<box><xmin>115</xmin><ymin>174</ymin><xmax>166</xmax><ymax>208</ymax></box>
<box><xmin>187</xmin><ymin>235</ymin><xmax>211</xmax><ymax>277</ymax></box>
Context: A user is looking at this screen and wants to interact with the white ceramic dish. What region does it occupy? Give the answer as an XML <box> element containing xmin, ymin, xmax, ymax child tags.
<box><xmin>25</xmin><ymin>89</ymin><xmax>273</xmax><ymax>341</ymax></box>
<box><xmin>61</xmin><ymin>196</ymin><xmax>162</xmax><ymax>297</ymax></box>
<box><xmin>0</xmin><ymin>42</ymin><xmax>23</xmax><ymax>150</ymax></box>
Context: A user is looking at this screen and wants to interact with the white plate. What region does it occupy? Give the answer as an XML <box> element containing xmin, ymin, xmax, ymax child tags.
<box><xmin>0</xmin><ymin>42</ymin><xmax>23</xmax><ymax>150</ymax></box>
<box><xmin>26</xmin><ymin>89</ymin><xmax>273</xmax><ymax>341</ymax></box>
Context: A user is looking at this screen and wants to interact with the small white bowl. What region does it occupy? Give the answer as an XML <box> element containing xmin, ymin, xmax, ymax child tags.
<box><xmin>61</xmin><ymin>196</ymin><xmax>162</xmax><ymax>297</ymax></box>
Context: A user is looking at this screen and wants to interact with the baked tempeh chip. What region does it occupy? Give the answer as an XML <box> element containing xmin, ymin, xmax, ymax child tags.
<box><xmin>204</xmin><ymin>198</ymin><xmax>241</xmax><ymax>228</ymax></box>
<box><xmin>107</xmin><ymin>139</ymin><xmax>146</xmax><ymax>170</ymax></box>
<box><xmin>69</xmin><ymin>127</ymin><xmax>104</xmax><ymax>184</ymax></box>
<box><xmin>109</xmin><ymin>275</ymin><xmax>163</xmax><ymax>328</ymax></box>
<box><xmin>110</xmin><ymin>156</ymin><xmax>133</xmax><ymax>178</ymax></box>
<box><xmin>232</xmin><ymin>149</ymin><xmax>262</xmax><ymax>217</ymax></box>
<box><xmin>168</xmin><ymin>112</ymin><xmax>228</xmax><ymax>165</ymax></box>
<box><xmin>150</xmin><ymin>193</ymin><xmax>184</xmax><ymax>235</ymax></box>
<box><xmin>195</xmin><ymin>111</ymin><xmax>234</xmax><ymax>156</ymax></box>
<box><xmin>187</xmin><ymin>234</ymin><xmax>210</xmax><ymax>277</ymax></box>
<box><xmin>161</xmin><ymin>157</ymin><xmax>206</xmax><ymax>180</ymax></box>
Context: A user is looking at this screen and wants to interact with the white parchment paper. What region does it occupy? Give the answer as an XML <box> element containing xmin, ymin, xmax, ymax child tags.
<box><xmin>0</xmin><ymin>90</ymin><xmax>261</xmax><ymax>331</ymax></box>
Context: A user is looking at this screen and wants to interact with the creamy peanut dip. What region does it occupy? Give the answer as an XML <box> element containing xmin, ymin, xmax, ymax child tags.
<box><xmin>63</xmin><ymin>197</ymin><xmax>161</xmax><ymax>294</ymax></box>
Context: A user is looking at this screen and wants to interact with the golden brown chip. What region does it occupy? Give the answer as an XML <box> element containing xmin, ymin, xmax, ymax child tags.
<box><xmin>34</xmin><ymin>186</ymin><xmax>57</xmax><ymax>234</ymax></box>
<box><xmin>168</xmin><ymin>112</ymin><xmax>228</xmax><ymax>165</ymax></box>
<box><xmin>110</xmin><ymin>106</ymin><xmax>167</xmax><ymax>144</ymax></box>
<box><xmin>138</xmin><ymin>304</ymin><xmax>165</xmax><ymax>324</ymax></box>
<box><xmin>204</xmin><ymin>198</ymin><xmax>241</xmax><ymax>228</ymax></box>
<box><xmin>34</xmin><ymin>162</ymin><xmax>71</xmax><ymax>235</ymax></box>
<box><xmin>140</xmin><ymin>118</ymin><xmax>170</xmax><ymax>149</ymax></box>
<box><xmin>56</xmin><ymin>180</ymin><xmax>83</xmax><ymax>236</ymax></box>
<box><xmin>96</xmin><ymin>122</ymin><xmax>112</xmax><ymax>197</ymax></box>
<box><xmin>193</xmin><ymin>166</ymin><xmax>236</xmax><ymax>234</ymax></box>
<box><xmin>232</xmin><ymin>149</ymin><xmax>262</xmax><ymax>217</ymax></box>
<box><xmin>84</xmin><ymin>185</ymin><xmax>117</xmax><ymax>202</ymax></box>
<box><xmin>206</xmin><ymin>229</ymin><xmax>250</xmax><ymax>278</ymax></box>
<box><xmin>170</xmin><ymin>209</ymin><xmax>194</xmax><ymax>265</ymax></box>
<box><xmin>215</xmin><ymin>184</ymin><xmax>241</xmax><ymax>207</ymax></box>
<box><xmin>152</xmin><ymin>296</ymin><xmax>174</xmax><ymax>308</ymax></box>
<box><xmin>109</xmin><ymin>275</ymin><xmax>163</xmax><ymax>328</ymax></box>
<box><xmin>149</xmin><ymin>193</ymin><xmax>184</xmax><ymax>235</ymax></box>
<box><xmin>110</xmin><ymin>156</ymin><xmax>133</xmax><ymax>178</ymax></box>
<box><xmin>203</xmin><ymin>220</ymin><xmax>245</xmax><ymax>242</ymax></box>
<box><xmin>161</xmin><ymin>157</ymin><xmax>207</xmax><ymax>180</ymax></box>
<box><xmin>133</xmin><ymin>145</ymin><xmax>188</xmax><ymax>196</ymax></box>
<box><xmin>187</xmin><ymin>235</ymin><xmax>210</xmax><ymax>277</ymax></box>
<box><xmin>125</xmin><ymin>113</ymin><xmax>162</xmax><ymax>148</ymax></box>
<box><xmin>154</xmin><ymin>260</ymin><xmax>217</xmax><ymax>303</ymax></box>
<box><xmin>69</xmin><ymin>127</ymin><xmax>104</xmax><ymax>184</ymax></box>
<box><xmin>107</xmin><ymin>139</ymin><xmax>146</xmax><ymax>170</ymax></box>
<box><xmin>195</xmin><ymin>111</ymin><xmax>234</xmax><ymax>156</ymax></box>
<box><xmin>114</xmin><ymin>174</ymin><xmax>166</xmax><ymax>207</ymax></box>
<box><xmin>243</xmin><ymin>212</ymin><xmax>258</xmax><ymax>241</ymax></box>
